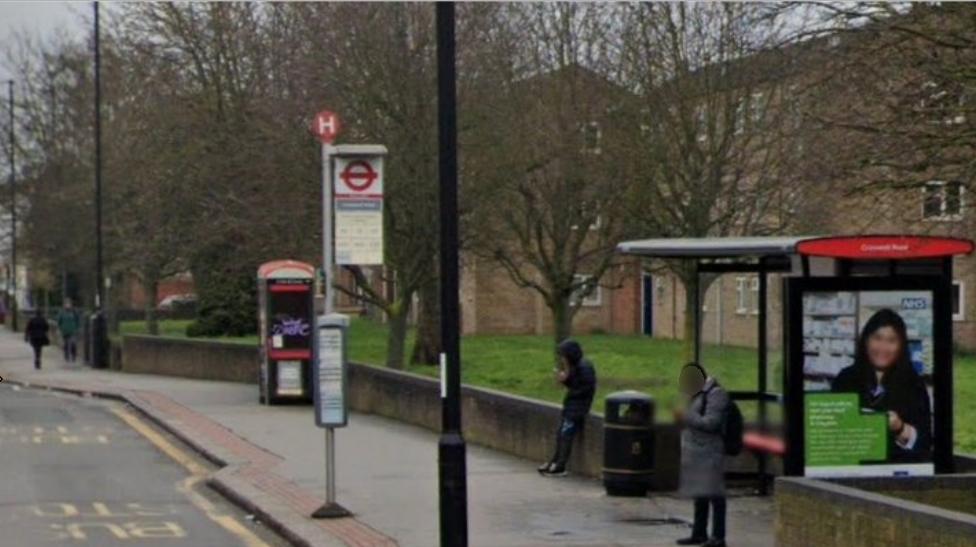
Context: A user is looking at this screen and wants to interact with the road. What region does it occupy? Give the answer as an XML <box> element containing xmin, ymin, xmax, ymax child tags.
<box><xmin>0</xmin><ymin>384</ymin><xmax>287</xmax><ymax>546</ymax></box>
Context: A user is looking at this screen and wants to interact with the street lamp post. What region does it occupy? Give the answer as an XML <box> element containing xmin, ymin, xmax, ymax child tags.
<box><xmin>90</xmin><ymin>1</ymin><xmax>107</xmax><ymax>368</ymax></box>
<box><xmin>436</xmin><ymin>4</ymin><xmax>468</xmax><ymax>547</ymax></box>
<box><xmin>7</xmin><ymin>80</ymin><xmax>16</xmax><ymax>332</ymax></box>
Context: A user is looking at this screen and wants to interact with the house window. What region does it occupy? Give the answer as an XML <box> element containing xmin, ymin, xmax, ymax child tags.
<box><xmin>571</xmin><ymin>205</ymin><xmax>602</xmax><ymax>231</ymax></box>
<box><xmin>736</xmin><ymin>277</ymin><xmax>749</xmax><ymax>314</ymax></box>
<box><xmin>750</xmin><ymin>277</ymin><xmax>760</xmax><ymax>315</ymax></box>
<box><xmin>736</xmin><ymin>276</ymin><xmax>759</xmax><ymax>315</ymax></box>
<box><xmin>953</xmin><ymin>281</ymin><xmax>965</xmax><ymax>321</ymax></box>
<box><xmin>734</xmin><ymin>99</ymin><xmax>746</xmax><ymax>135</ymax></box>
<box><xmin>923</xmin><ymin>181</ymin><xmax>964</xmax><ymax>220</ymax></box>
<box><xmin>750</xmin><ymin>92</ymin><xmax>766</xmax><ymax>126</ymax></box>
<box><xmin>572</xmin><ymin>274</ymin><xmax>602</xmax><ymax>307</ymax></box>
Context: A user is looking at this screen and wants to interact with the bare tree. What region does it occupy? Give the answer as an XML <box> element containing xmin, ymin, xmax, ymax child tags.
<box><xmin>618</xmin><ymin>3</ymin><xmax>810</xmax><ymax>358</ymax></box>
<box><xmin>793</xmin><ymin>3</ymin><xmax>976</xmax><ymax>230</ymax></box>
<box><xmin>469</xmin><ymin>3</ymin><xmax>634</xmax><ymax>347</ymax></box>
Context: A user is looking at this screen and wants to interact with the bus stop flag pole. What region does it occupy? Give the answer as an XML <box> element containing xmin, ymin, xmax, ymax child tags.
<box><xmin>311</xmin><ymin>110</ymin><xmax>350</xmax><ymax>519</ymax></box>
<box><xmin>436</xmin><ymin>3</ymin><xmax>469</xmax><ymax>546</ymax></box>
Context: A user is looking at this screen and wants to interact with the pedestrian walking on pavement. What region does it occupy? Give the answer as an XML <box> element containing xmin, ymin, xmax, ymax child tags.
<box><xmin>25</xmin><ymin>309</ymin><xmax>51</xmax><ymax>370</ymax></box>
<box><xmin>538</xmin><ymin>339</ymin><xmax>597</xmax><ymax>477</ymax></box>
<box><xmin>674</xmin><ymin>363</ymin><xmax>730</xmax><ymax>547</ymax></box>
<box><xmin>56</xmin><ymin>299</ymin><xmax>80</xmax><ymax>362</ymax></box>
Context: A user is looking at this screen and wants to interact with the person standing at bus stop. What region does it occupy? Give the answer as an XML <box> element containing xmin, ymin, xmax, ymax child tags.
<box><xmin>56</xmin><ymin>298</ymin><xmax>80</xmax><ymax>362</ymax></box>
<box><xmin>675</xmin><ymin>363</ymin><xmax>730</xmax><ymax>547</ymax></box>
<box><xmin>538</xmin><ymin>339</ymin><xmax>597</xmax><ymax>476</ymax></box>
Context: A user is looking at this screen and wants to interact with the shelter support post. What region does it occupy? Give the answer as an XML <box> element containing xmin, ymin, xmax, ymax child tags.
<box><xmin>694</xmin><ymin>261</ymin><xmax>702</xmax><ymax>364</ymax></box>
<box><xmin>757</xmin><ymin>258</ymin><xmax>769</xmax><ymax>494</ymax></box>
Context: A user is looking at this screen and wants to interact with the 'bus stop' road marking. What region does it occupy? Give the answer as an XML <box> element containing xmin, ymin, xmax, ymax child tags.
<box><xmin>109</xmin><ymin>405</ymin><xmax>270</xmax><ymax>547</ymax></box>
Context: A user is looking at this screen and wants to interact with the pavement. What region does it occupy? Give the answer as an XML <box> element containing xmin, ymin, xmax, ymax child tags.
<box><xmin>0</xmin><ymin>330</ymin><xmax>775</xmax><ymax>547</ymax></box>
<box><xmin>0</xmin><ymin>383</ymin><xmax>287</xmax><ymax>546</ymax></box>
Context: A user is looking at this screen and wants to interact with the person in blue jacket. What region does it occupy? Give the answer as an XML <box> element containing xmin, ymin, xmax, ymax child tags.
<box><xmin>538</xmin><ymin>339</ymin><xmax>597</xmax><ymax>476</ymax></box>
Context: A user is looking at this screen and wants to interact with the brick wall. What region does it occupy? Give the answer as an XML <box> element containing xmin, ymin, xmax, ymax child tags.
<box><xmin>121</xmin><ymin>335</ymin><xmax>258</xmax><ymax>383</ymax></box>
<box><xmin>776</xmin><ymin>476</ymin><xmax>976</xmax><ymax>547</ymax></box>
<box><xmin>464</xmin><ymin>256</ymin><xmax>644</xmax><ymax>337</ymax></box>
<box><xmin>469</xmin><ymin>259</ymin><xmax>539</xmax><ymax>335</ymax></box>
<box><xmin>347</xmin><ymin>361</ymin><xmax>682</xmax><ymax>489</ymax></box>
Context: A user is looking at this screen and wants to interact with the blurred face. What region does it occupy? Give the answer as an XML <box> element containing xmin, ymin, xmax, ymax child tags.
<box><xmin>679</xmin><ymin>367</ymin><xmax>705</xmax><ymax>396</ymax></box>
<box><xmin>866</xmin><ymin>326</ymin><xmax>901</xmax><ymax>371</ymax></box>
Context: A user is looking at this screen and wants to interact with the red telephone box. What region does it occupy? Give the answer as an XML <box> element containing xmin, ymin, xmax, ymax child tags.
<box><xmin>258</xmin><ymin>260</ymin><xmax>316</xmax><ymax>405</ymax></box>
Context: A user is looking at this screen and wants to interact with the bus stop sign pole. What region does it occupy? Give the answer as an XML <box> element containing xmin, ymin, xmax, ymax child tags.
<box><xmin>311</xmin><ymin>111</ymin><xmax>350</xmax><ymax>519</ymax></box>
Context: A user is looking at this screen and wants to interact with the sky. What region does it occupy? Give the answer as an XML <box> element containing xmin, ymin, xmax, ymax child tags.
<box><xmin>0</xmin><ymin>1</ymin><xmax>87</xmax><ymax>80</ymax></box>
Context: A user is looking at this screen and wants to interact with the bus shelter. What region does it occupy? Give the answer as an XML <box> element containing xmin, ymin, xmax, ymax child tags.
<box><xmin>617</xmin><ymin>235</ymin><xmax>974</xmax><ymax>491</ymax></box>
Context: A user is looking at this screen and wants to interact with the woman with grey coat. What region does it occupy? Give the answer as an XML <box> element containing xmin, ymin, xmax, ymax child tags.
<box><xmin>674</xmin><ymin>363</ymin><xmax>729</xmax><ymax>547</ymax></box>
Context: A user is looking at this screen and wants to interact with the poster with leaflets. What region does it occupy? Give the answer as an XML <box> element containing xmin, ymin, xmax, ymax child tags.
<box><xmin>800</xmin><ymin>289</ymin><xmax>936</xmax><ymax>478</ymax></box>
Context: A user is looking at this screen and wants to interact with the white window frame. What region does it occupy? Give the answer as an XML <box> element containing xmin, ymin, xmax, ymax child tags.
<box><xmin>750</xmin><ymin>277</ymin><xmax>760</xmax><ymax>315</ymax></box>
<box><xmin>953</xmin><ymin>281</ymin><xmax>965</xmax><ymax>321</ymax></box>
<box><xmin>922</xmin><ymin>180</ymin><xmax>965</xmax><ymax>221</ymax></box>
<box><xmin>571</xmin><ymin>214</ymin><xmax>602</xmax><ymax>232</ymax></box>
<box><xmin>750</xmin><ymin>91</ymin><xmax>766</xmax><ymax>126</ymax></box>
<box><xmin>735</xmin><ymin>277</ymin><xmax>749</xmax><ymax>315</ymax></box>
<box><xmin>572</xmin><ymin>274</ymin><xmax>602</xmax><ymax>307</ymax></box>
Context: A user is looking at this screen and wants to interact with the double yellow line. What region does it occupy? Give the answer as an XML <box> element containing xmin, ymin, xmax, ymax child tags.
<box><xmin>110</xmin><ymin>406</ymin><xmax>270</xmax><ymax>547</ymax></box>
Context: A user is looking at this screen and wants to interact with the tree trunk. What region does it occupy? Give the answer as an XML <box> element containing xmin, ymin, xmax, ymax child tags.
<box><xmin>145</xmin><ymin>277</ymin><xmax>159</xmax><ymax>336</ymax></box>
<box><xmin>385</xmin><ymin>300</ymin><xmax>410</xmax><ymax>370</ymax></box>
<box><xmin>680</xmin><ymin>267</ymin><xmax>700</xmax><ymax>364</ymax></box>
<box><xmin>551</xmin><ymin>294</ymin><xmax>573</xmax><ymax>348</ymax></box>
<box><xmin>410</xmin><ymin>280</ymin><xmax>441</xmax><ymax>365</ymax></box>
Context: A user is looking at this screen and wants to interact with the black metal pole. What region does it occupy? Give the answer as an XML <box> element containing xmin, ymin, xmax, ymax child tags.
<box><xmin>7</xmin><ymin>80</ymin><xmax>16</xmax><ymax>331</ymax></box>
<box><xmin>91</xmin><ymin>1</ymin><xmax>107</xmax><ymax>367</ymax></box>
<box><xmin>693</xmin><ymin>261</ymin><xmax>701</xmax><ymax>363</ymax></box>
<box><xmin>436</xmin><ymin>4</ymin><xmax>467</xmax><ymax>547</ymax></box>
<box><xmin>757</xmin><ymin>259</ymin><xmax>768</xmax><ymax>494</ymax></box>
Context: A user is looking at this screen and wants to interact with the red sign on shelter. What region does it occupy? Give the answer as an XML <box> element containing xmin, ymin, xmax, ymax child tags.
<box><xmin>796</xmin><ymin>235</ymin><xmax>975</xmax><ymax>260</ymax></box>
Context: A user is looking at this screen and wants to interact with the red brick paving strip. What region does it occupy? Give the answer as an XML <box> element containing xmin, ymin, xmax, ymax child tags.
<box><xmin>12</xmin><ymin>377</ymin><xmax>398</xmax><ymax>547</ymax></box>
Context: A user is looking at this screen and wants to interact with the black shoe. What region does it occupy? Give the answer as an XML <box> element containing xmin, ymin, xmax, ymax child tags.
<box><xmin>537</xmin><ymin>462</ymin><xmax>553</xmax><ymax>474</ymax></box>
<box><xmin>676</xmin><ymin>537</ymin><xmax>707</xmax><ymax>546</ymax></box>
<box><xmin>703</xmin><ymin>539</ymin><xmax>726</xmax><ymax>547</ymax></box>
<box><xmin>540</xmin><ymin>464</ymin><xmax>567</xmax><ymax>477</ymax></box>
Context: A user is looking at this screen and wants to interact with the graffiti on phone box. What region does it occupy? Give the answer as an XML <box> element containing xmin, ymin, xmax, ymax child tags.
<box><xmin>272</xmin><ymin>317</ymin><xmax>311</xmax><ymax>337</ymax></box>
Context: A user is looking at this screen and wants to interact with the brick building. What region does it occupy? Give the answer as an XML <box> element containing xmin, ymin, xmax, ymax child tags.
<box><xmin>459</xmin><ymin>11</ymin><xmax>976</xmax><ymax>351</ymax></box>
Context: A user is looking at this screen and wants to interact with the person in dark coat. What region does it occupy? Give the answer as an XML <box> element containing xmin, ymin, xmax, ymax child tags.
<box><xmin>831</xmin><ymin>309</ymin><xmax>932</xmax><ymax>463</ymax></box>
<box><xmin>675</xmin><ymin>363</ymin><xmax>729</xmax><ymax>547</ymax></box>
<box><xmin>538</xmin><ymin>339</ymin><xmax>597</xmax><ymax>476</ymax></box>
<box><xmin>24</xmin><ymin>309</ymin><xmax>51</xmax><ymax>370</ymax></box>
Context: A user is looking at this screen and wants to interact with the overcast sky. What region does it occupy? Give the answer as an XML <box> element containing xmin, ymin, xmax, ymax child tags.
<box><xmin>0</xmin><ymin>1</ymin><xmax>87</xmax><ymax>80</ymax></box>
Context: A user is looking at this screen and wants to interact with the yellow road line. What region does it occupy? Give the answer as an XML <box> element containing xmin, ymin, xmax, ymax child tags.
<box><xmin>110</xmin><ymin>406</ymin><xmax>270</xmax><ymax>547</ymax></box>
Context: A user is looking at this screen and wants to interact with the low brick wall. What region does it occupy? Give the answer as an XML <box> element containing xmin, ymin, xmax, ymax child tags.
<box><xmin>121</xmin><ymin>335</ymin><xmax>258</xmax><ymax>383</ymax></box>
<box><xmin>116</xmin><ymin>334</ymin><xmax>683</xmax><ymax>486</ymax></box>
<box><xmin>776</xmin><ymin>476</ymin><xmax>976</xmax><ymax>546</ymax></box>
<box><xmin>348</xmin><ymin>362</ymin><xmax>682</xmax><ymax>489</ymax></box>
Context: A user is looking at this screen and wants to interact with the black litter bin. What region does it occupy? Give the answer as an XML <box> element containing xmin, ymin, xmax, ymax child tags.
<box><xmin>603</xmin><ymin>390</ymin><xmax>655</xmax><ymax>497</ymax></box>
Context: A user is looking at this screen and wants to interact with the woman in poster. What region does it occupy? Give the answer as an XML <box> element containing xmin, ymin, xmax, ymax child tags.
<box><xmin>832</xmin><ymin>308</ymin><xmax>932</xmax><ymax>462</ymax></box>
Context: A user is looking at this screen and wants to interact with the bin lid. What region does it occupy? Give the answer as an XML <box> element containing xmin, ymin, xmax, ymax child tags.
<box><xmin>605</xmin><ymin>390</ymin><xmax>654</xmax><ymax>403</ymax></box>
